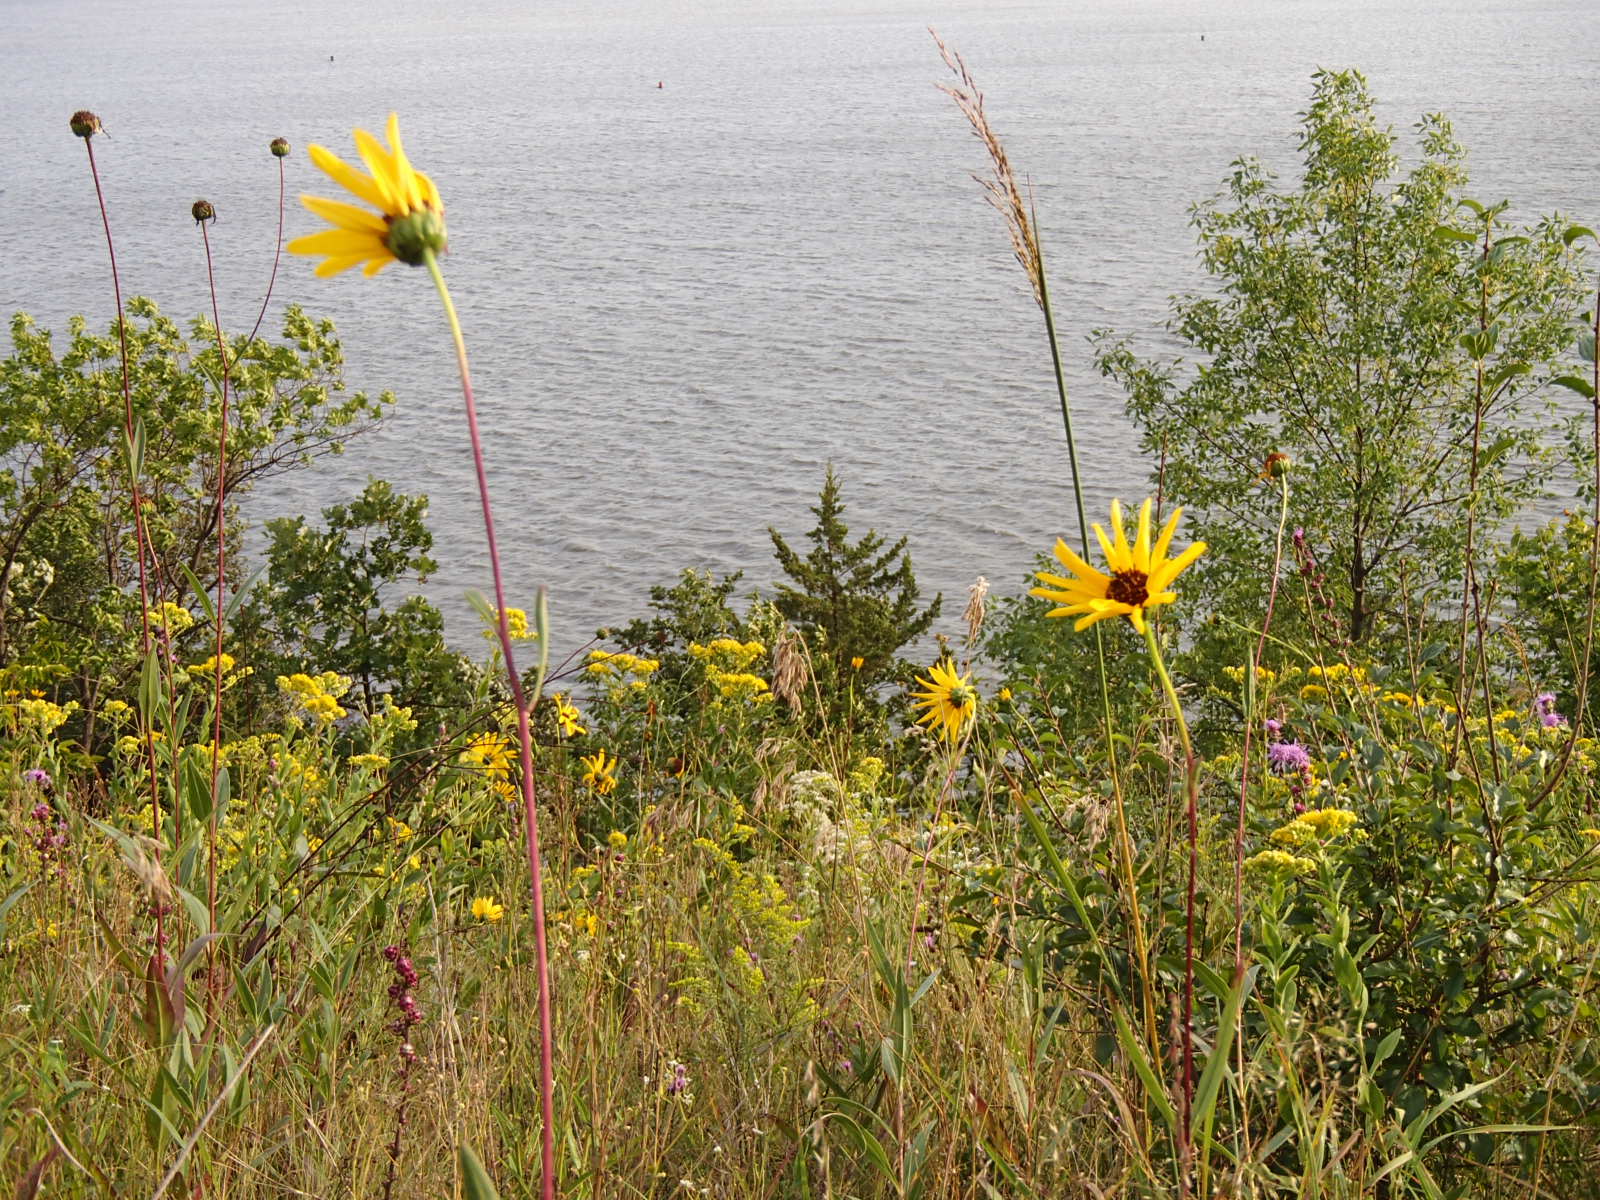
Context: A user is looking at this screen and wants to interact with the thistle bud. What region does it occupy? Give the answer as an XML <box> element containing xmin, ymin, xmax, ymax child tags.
<box><xmin>269</xmin><ymin>137</ymin><xmax>290</xmax><ymax>158</ymax></box>
<box><xmin>70</xmin><ymin>110</ymin><xmax>102</xmax><ymax>139</ymax></box>
<box><xmin>191</xmin><ymin>199</ymin><xmax>216</xmax><ymax>225</ymax></box>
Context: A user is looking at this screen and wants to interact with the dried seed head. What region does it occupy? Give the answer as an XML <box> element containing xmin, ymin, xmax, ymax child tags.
<box><xmin>191</xmin><ymin>199</ymin><xmax>216</xmax><ymax>225</ymax></box>
<box><xmin>964</xmin><ymin>575</ymin><xmax>989</xmax><ymax>647</ymax></box>
<box><xmin>70</xmin><ymin>110</ymin><xmax>102</xmax><ymax>139</ymax></box>
<box><xmin>771</xmin><ymin>626</ymin><xmax>810</xmax><ymax>717</ymax></box>
<box><xmin>269</xmin><ymin>136</ymin><xmax>290</xmax><ymax>158</ymax></box>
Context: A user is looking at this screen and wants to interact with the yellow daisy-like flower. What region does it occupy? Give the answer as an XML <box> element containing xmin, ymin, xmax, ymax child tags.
<box><xmin>910</xmin><ymin>658</ymin><xmax>978</xmax><ymax>743</ymax></box>
<box><xmin>581</xmin><ymin>750</ymin><xmax>619</xmax><ymax>796</ymax></box>
<box><xmin>1031</xmin><ymin>499</ymin><xmax>1206</xmax><ymax>634</ymax></box>
<box><xmin>552</xmin><ymin>694</ymin><xmax>586</xmax><ymax>738</ymax></box>
<box><xmin>288</xmin><ymin>113</ymin><xmax>446</xmax><ymax>277</ymax></box>
<box><xmin>471</xmin><ymin>896</ymin><xmax>504</xmax><ymax>923</ymax></box>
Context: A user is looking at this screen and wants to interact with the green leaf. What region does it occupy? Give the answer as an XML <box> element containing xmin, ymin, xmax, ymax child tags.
<box><xmin>1562</xmin><ymin>224</ymin><xmax>1596</xmax><ymax>247</ymax></box>
<box><xmin>1552</xmin><ymin>375</ymin><xmax>1595</xmax><ymax>399</ymax></box>
<box><xmin>459</xmin><ymin>1145</ymin><xmax>503</xmax><ymax>1200</ymax></box>
<box><xmin>464</xmin><ymin>589</ymin><xmax>496</xmax><ymax>630</ymax></box>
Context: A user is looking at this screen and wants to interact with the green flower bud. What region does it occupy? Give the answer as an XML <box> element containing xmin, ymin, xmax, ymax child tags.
<box><xmin>384</xmin><ymin>207</ymin><xmax>447</xmax><ymax>267</ymax></box>
<box><xmin>270</xmin><ymin>137</ymin><xmax>290</xmax><ymax>158</ymax></box>
<box><xmin>192</xmin><ymin>199</ymin><xmax>216</xmax><ymax>225</ymax></box>
<box><xmin>70</xmin><ymin>110</ymin><xmax>102</xmax><ymax>139</ymax></box>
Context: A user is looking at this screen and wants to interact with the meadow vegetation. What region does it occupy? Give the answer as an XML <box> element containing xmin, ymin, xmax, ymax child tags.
<box><xmin>2</xmin><ymin>66</ymin><xmax>1598</xmax><ymax>1199</ymax></box>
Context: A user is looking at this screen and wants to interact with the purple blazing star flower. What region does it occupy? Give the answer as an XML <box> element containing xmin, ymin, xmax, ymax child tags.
<box><xmin>1267</xmin><ymin>740</ymin><xmax>1312</xmax><ymax>775</ymax></box>
<box><xmin>23</xmin><ymin>768</ymin><xmax>51</xmax><ymax>789</ymax></box>
<box><xmin>1264</xmin><ymin>718</ymin><xmax>1283</xmax><ymax>739</ymax></box>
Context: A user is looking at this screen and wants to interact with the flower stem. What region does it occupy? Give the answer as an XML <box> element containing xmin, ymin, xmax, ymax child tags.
<box><xmin>244</xmin><ymin>155</ymin><xmax>286</xmax><ymax>348</ymax></box>
<box><xmin>1037</xmin><ymin>242</ymin><xmax>1158</xmax><ymax>1063</ymax></box>
<box><xmin>1142</xmin><ymin>617</ymin><xmax>1197</xmax><ymax>1186</ymax></box>
<box><xmin>424</xmin><ymin>249</ymin><xmax>556</xmax><ymax>1200</ymax></box>
<box><xmin>82</xmin><ymin>133</ymin><xmax>165</xmax><ymax>967</ymax></box>
<box><xmin>198</xmin><ymin>218</ymin><xmax>232</xmax><ymax>1004</ymax></box>
<box><xmin>1235</xmin><ymin>473</ymin><xmax>1290</xmax><ymax>971</ymax></box>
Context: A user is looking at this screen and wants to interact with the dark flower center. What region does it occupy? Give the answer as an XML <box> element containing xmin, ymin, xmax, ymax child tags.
<box><xmin>1106</xmin><ymin>568</ymin><xmax>1149</xmax><ymax>607</ymax></box>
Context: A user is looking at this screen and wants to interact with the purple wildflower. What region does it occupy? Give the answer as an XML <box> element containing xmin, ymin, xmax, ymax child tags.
<box><xmin>1267</xmin><ymin>740</ymin><xmax>1312</xmax><ymax>775</ymax></box>
<box><xmin>667</xmin><ymin>1060</ymin><xmax>691</xmax><ymax>1095</ymax></box>
<box><xmin>23</xmin><ymin>768</ymin><xmax>51</xmax><ymax>789</ymax></box>
<box><xmin>1535</xmin><ymin>692</ymin><xmax>1568</xmax><ymax>727</ymax></box>
<box><xmin>1264</xmin><ymin>718</ymin><xmax>1283</xmax><ymax>739</ymax></box>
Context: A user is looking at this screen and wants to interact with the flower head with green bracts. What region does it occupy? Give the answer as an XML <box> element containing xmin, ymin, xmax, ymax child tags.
<box><xmin>910</xmin><ymin>658</ymin><xmax>978</xmax><ymax>743</ymax></box>
<box><xmin>1031</xmin><ymin>498</ymin><xmax>1205</xmax><ymax>634</ymax></box>
<box><xmin>288</xmin><ymin>113</ymin><xmax>445</xmax><ymax>276</ymax></box>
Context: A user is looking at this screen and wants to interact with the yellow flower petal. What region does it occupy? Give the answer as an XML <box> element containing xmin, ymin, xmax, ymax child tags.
<box><xmin>301</xmin><ymin>194</ymin><xmax>389</xmax><ymax>233</ymax></box>
<box><xmin>307</xmin><ymin>144</ymin><xmax>387</xmax><ymax>210</ymax></box>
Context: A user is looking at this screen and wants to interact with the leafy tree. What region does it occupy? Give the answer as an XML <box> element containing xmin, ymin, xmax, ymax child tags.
<box><xmin>237</xmin><ymin>479</ymin><xmax>470</xmax><ymax>722</ymax></box>
<box><xmin>0</xmin><ymin>299</ymin><xmax>389</xmax><ymax>738</ymax></box>
<box><xmin>1093</xmin><ymin>69</ymin><xmax>1589</xmax><ymax>659</ymax></box>
<box><xmin>768</xmin><ymin>466</ymin><xmax>941</xmax><ymax>688</ymax></box>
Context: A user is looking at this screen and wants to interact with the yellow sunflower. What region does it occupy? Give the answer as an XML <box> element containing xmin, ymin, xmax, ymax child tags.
<box><xmin>911</xmin><ymin>658</ymin><xmax>978</xmax><ymax>743</ymax></box>
<box><xmin>287</xmin><ymin>113</ymin><xmax>445</xmax><ymax>277</ymax></box>
<box><xmin>580</xmin><ymin>749</ymin><xmax>619</xmax><ymax>796</ymax></box>
<box><xmin>1031</xmin><ymin>499</ymin><xmax>1205</xmax><ymax>634</ymax></box>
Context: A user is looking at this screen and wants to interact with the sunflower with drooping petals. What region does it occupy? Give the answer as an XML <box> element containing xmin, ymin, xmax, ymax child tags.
<box><xmin>911</xmin><ymin>658</ymin><xmax>978</xmax><ymax>744</ymax></box>
<box><xmin>288</xmin><ymin>113</ymin><xmax>445</xmax><ymax>277</ymax></box>
<box><xmin>1031</xmin><ymin>499</ymin><xmax>1205</xmax><ymax>634</ymax></box>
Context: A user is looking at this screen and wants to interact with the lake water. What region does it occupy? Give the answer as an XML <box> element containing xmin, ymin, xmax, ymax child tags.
<box><xmin>3</xmin><ymin>0</ymin><xmax>1596</xmax><ymax>657</ymax></box>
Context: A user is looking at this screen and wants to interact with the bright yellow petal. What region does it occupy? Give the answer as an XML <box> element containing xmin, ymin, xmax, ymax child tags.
<box><xmin>1148</xmin><ymin>541</ymin><xmax>1206</xmax><ymax>593</ymax></box>
<box><xmin>1133</xmin><ymin>499</ymin><xmax>1152</xmax><ymax>573</ymax></box>
<box><xmin>1093</xmin><ymin>522</ymin><xmax>1118</xmax><ymax>569</ymax></box>
<box><xmin>1073</xmin><ymin>607</ymin><xmax>1124</xmax><ymax>632</ymax></box>
<box><xmin>307</xmin><ymin>144</ymin><xmax>387</xmax><ymax>211</ymax></box>
<box><xmin>417</xmin><ymin>169</ymin><xmax>443</xmax><ymax>212</ymax></box>
<box><xmin>1051</xmin><ymin>538</ymin><xmax>1109</xmax><ymax>586</ymax></box>
<box><xmin>311</xmin><ymin>254</ymin><xmax>373</xmax><ymax>277</ymax></box>
<box><xmin>1109</xmin><ymin>499</ymin><xmax>1132</xmax><ymax>568</ymax></box>
<box><xmin>352</xmin><ymin>127</ymin><xmax>403</xmax><ymax>213</ymax></box>
<box><xmin>1151</xmin><ymin>506</ymin><xmax>1184</xmax><ymax>567</ymax></box>
<box><xmin>288</xmin><ymin>227</ymin><xmax>386</xmax><ymax>257</ymax></box>
<box><xmin>301</xmin><ymin>193</ymin><xmax>389</xmax><ymax>233</ymax></box>
<box><xmin>1128</xmin><ymin>607</ymin><xmax>1147</xmax><ymax>634</ymax></box>
<box><xmin>384</xmin><ymin>112</ymin><xmax>425</xmax><ymax>212</ymax></box>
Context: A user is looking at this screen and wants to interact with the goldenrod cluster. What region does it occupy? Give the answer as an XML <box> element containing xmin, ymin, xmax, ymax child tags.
<box><xmin>276</xmin><ymin>671</ymin><xmax>351</xmax><ymax>725</ymax></box>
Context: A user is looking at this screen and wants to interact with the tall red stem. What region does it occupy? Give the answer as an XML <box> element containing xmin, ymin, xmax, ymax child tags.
<box><xmin>424</xmin><ymin>251</ymin><xmax>557</xmax><ymax>1200</ymax></box>
<box><xmin>81</xmin><ymin>126</ymin><xmax>166</xmax><ymax>967</ymax></box>
<box><xmin>198</xmin><ymin>217</ymin><xmax>232</xmax><ymax>957</ymax></box>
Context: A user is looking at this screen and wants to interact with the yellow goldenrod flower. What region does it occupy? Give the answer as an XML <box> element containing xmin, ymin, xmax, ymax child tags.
<box><xmin>910</xmin><ymin>658</ymin><xmax>978</xmax><ymax>743</ymax></box>
<box><xmin>154</xmin><ymin>602</ymin><xmax>195</xmax><ymax>633</ymax></box>
<box><xmin>581</xmin><ymin>750</ymin><xmax>619</xmax><ymax>795</ymax></box>
<box><xmin>1296</xmin><ymin>807</ymin><xmax>1359</xmax><ymax>839</ymax></box>
<box><xmin>607</xmin><ymin>830</ymin><xmax>628</xmax><ymax>851</ymax></box>
<box><xmin>472</xmin><ymin>896</ymin><xmax>505</xmax><ymax>922</ymax></box>
<box><xmin>1244</xmin><ymin>849</ymin><xmax>1316</xmax><ymax>876</ymax></box>
<box><xmin>288</xmin><ymin>113</ymin><xmax>445</xmax><ymax>277</ymax></box>
<box><xmin>1031</xmin><ymin>499</ymin><xmax>1206</xmax><ymax>633</ymax></box>
<box><xmin>483</xmin><ymin>607</ymin><xmax>537</xmax><ymax>642</ymax></box>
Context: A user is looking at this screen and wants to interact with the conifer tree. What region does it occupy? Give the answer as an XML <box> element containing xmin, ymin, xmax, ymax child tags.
<box><xmin>768</xmin><ymin>466</ymin><xmax>941</xmax><ymax>686</ymax></box>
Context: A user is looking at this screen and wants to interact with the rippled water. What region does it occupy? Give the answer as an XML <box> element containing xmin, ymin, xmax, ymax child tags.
<box><xmin>3</xmin><ymin>0</ymin><xmax>1596</xmax><ymax>655</ymax></box>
